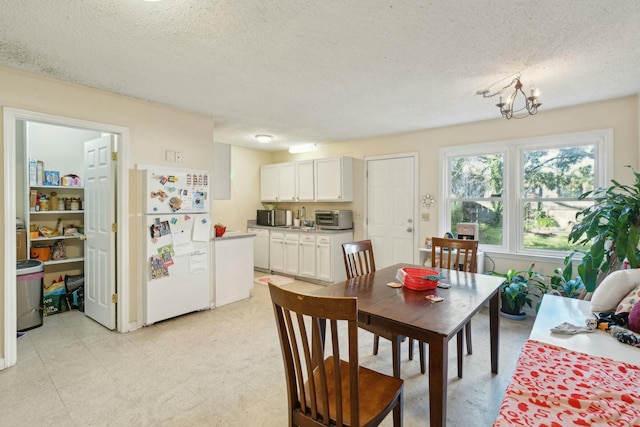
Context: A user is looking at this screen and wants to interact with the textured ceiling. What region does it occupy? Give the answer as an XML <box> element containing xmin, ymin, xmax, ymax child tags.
<box><xmin>1</xmin><ymin>1</ymin><xmax>639</xmax><ymax>151</ymax></box>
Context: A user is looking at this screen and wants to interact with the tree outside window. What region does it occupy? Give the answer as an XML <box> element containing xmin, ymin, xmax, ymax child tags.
<box><xmin>443</xmin><ymin>130</ymin><xmax>610</xmax><ymax>255</ymax></box>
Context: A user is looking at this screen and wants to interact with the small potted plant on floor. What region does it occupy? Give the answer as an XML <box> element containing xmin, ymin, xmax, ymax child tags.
<box><xmin>547</xmin><ymin>252</ymin><xmax>586</xmax><ymax>299</ymax></box>
<box><xmin>492</xmin><ymin>264</ymin><xmax>546</xmax><ymax>320</ymax></box>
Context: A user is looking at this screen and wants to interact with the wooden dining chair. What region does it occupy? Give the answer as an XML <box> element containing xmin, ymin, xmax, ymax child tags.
<box><xmin>342</xmin><ymin>240</ymin><xmax>425</xmax><ymax>377</ymax></box>
<box><xmin>269</xmin><ymin>283</ymin><xmax>404</xmax><ymax>427</ymax></box>
<box><xmin>423</xmin><ymin>236</ymin><xmax>479</xmax><ymax>378</ymax></box>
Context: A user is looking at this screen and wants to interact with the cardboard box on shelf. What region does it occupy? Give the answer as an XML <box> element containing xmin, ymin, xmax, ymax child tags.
<box><xmin>44</xmin><ymin>171</ymin><xmax>60</xmax><ymax>186</ymax></box>
<box><xmin>16</xmin><ymin>230</ymin><xmax>27</xmax><ymax>260</ymax></box>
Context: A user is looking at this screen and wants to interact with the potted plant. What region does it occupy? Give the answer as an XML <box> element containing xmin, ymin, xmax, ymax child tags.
<box><xmin>214</xmin><ymin>223</ymin><xmax>226</xmax><ymax>237</ymax></box>
<box><xmin>547</xmin><ymin>253</ymin><xmax>586</xmax><ymax>299</ymax></box>
<box><xmin>492</xmin><ymin>264</ymin><xmax>546</xmax><ymax>320</ymax></box>
<box><xmin>568</xmin><ymin>166</ymin><xmax>640</xmax><ymax>292</ymax></box>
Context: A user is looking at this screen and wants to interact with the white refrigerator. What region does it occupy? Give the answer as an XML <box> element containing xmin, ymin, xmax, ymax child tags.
<box><xmin>142</xmin><ymin>166</ymin><xmax>211</xmax><ymax>325</ymax></box>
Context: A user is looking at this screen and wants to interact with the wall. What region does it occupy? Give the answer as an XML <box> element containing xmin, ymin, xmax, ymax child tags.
<box><xmin>0</xmin><ymin>66</ymin><xmax>217</xmax><ymax>354</ymax></box>
<box><xmin>272</xmin><ymin>96</ymin><xmax>640</xmax><ymax>285</ymax></box>
<box><xmin>212</xmin><ymin>145</ymin><xmax>273</xmax><ymax>232</ymax></box>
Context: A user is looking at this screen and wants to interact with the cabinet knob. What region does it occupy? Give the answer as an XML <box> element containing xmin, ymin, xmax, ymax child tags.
<box><xmin>407</xmin><ymin>227</ymin><xmax>413</xmax><ymax>233</ymax></box>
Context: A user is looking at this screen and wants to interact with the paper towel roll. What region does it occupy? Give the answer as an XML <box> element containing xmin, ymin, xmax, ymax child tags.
<box><xmin>286</xmin><ymin>210</ymin><xmax>293</xmax><ymax>226</ymax></box>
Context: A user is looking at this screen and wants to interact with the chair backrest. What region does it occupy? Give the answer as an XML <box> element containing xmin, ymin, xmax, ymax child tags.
<box><xmin>342</xmin><ymin>240</ymin><xmax>376</xmax><ymax>279</ymax></box>
<box><xmin>431</xmin><ymin>237</ymin><xmax>479</xmax><ymax>272</ymax></box>
<box><xmin>269</xmin><ymin>283</ymin><xmax>361</xmax><ymax>426</ymax></box>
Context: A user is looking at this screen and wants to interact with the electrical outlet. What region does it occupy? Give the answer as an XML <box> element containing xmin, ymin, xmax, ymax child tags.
<box><xmin>175</xmin><ymin>151</ymin><xmax>183</xmax><ymax>163</ymax></box>
<box><xmin>165</xmin><ymin>150</ymin><xmax>175</xmax><ymax>162</ymax></box>
<box><xmin>422</xmin><ymin>212</ymin><xmax>430</xmax><ymax>222</ymax></box>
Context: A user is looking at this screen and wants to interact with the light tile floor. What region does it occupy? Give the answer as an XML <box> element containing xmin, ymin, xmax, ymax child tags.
<box><xmin>1</xmin><ymin>274</ymin><xmax>533</xmax><ymax>426</ymax></box>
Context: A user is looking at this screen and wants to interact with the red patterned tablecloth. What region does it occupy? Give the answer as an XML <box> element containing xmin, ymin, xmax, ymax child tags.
<box><xmin>493</xmin><ymin>339</ymin><xmax>640</xmax><ymax>427</ymax></box>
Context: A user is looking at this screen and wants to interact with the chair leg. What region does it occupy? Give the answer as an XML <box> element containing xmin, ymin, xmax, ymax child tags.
<box><xmin>418</xmin><ymin>341</ymin><xmax>426</xmax><ymax>374</ymax></box>
<box><xmin>408</xmin><ymin>338</ymin><xmax>414</xmax><ymax>360</ymax></box>
<box><xmin>373</xmin><ymin>334</ymin><xmax>380</xmax><ymax>355</ymax></box>
<box><xmin>457</xmin><ymin>330</ymin><xmax>464</xmax><ymax>378</ymax></box>
<box><xmin>465</xmin><ymin>321</ymin><xmax>472</xmax><ymax>355</ymax></box>
<box><xmin>393</xmin><ymin>391</ymin><xmax>403</xmax><ymax>427</ymax></box>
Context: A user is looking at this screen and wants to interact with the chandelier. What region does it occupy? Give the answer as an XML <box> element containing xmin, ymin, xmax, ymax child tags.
<box><xmin>477</xmin><ymin>74</ymin><xmax>541</xmax><ymax>119</ymax></box>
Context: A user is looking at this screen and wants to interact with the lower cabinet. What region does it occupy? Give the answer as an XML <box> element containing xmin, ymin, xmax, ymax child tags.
<box><xmin>270</xmin><ymin>231</ymin><xmax>300</xmax><ymax>275</ymax></box>
<box><xmin>269</xmin><ymin>232</ymin><xmax>285</xmax><ymax>272</ymax></box>
<box><xmin>268</xmin><ymin>228</ymin><xmax>353</xmax><ymax>283</ymax></box>
<box><xmin>299</xmin><ymin>234</ymin><xmax>317</xmax><ymax>278</ymax></box>
<box><xmin>316</xmin><ymin>235</ymin><xmax>332</xmax><ymax>282</ymax></box>
<box><xmin>283</xmin><ymin>233</ymin><xmax>300</xmax><ymax>276</ymax></box>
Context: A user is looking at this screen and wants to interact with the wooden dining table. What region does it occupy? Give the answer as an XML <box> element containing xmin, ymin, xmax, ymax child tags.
<box><xmin>312</xmin><ymin>263</ymin><xmax>504</xmax><ymax>427</ymax></box>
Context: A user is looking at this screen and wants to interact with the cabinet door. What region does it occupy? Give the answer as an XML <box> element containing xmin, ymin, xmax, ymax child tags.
<box><xmin>299</xmin><ymin>236</ymin><xmax>316</xmax><ymax>278</ymax></box>
<box><xmin>278</xmin><ymin>163</ymin><xmax>296</xmax><ymax>202</ymax></box>
<box><xmin>269</xmin><ymin>234</ymin><xmax>284</xmax><ymax>271</ymax></box>
<box><xmin>315</xmin><ymin>157</ymin><xmax>353</xmax><ymax>202</ymax></box>
<box><xmin>316</xmin><ymin>241</ymin><xmax>332</xmax><ymax>282</ymax></box>
<box><xmin>260</xmin><ymin>165</ymin><xmax>279</xmax><ymax>202</ymax></box>
<box><xmin>296</xmin><ymin>160</ymin><xmax>315</xmax><ymax>201</ymax></box>
<box><xmin>283</xmin><ymin>233</ymin><xmax>299</xmax><ymax>275</ymax></box>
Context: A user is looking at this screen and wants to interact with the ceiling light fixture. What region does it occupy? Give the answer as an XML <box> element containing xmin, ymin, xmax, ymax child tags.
<box><xmin>255</xmin><ymin>134</ymin><xmax>272</xmax><ymax>143</ymax></box>
<box><xmin>288</xmin><ymin>143</ymin><xmax>318</xmax><ymax>154</ymax></box>
<box><xmin>477</xmin><ymin>74</ymin><xmax>541</xmax><ymax>119</ymax></box>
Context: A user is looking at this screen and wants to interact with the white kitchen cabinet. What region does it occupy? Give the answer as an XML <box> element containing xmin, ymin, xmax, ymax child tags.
<box><xmin>316</xmin><ymin>232</ymin><xmax>353</xmax><ymax>283</ymax></box>
<box><xmin>316</xmin><ymin>235</ymin><xmax>332</xmax><ymax>282</ymax></box>
<box><xmin>314</xmin><ymin>157</ymin><xmax>353</xmax><ymax>202</ymax></box>
<box><xmin>283</xmin><ymin>232</ymin><xmax>300</xmax><ymax>275</ymax></box>
<box><xmin>298</xmin><ymin>234</ymin><xmax>316</xmax><ymax>278</ymax></box>
<box><xmin>271</xmin><ymin>231</ymin><xmax>299</xmax><ymax>275</ymax></box>
<box><xmin>260</xmin><ymin>164</ymin><xmax>279</xmax><ymax>202</ymax></box>
<box><xmin>260</xmin><ymin>163</ymin><xmax>296</xmax><ymax>202</ymax></box>
<box><xmin>269</xmin><ymin>231</ymin><xmax>285</xmax><ymax>271</ymax></box>
<box><xmin>296</xmin><ymin>160</ymin><xmax>315</xmax><ymax>201</ymax></box>
<box><xmin>264</xmin><ymin>227</ymin><xmax>353</xmax><ymax>283</ymax></box>
<box><xmin>278</xmin><ymin>163</ymin><xmax>296</xmax><ymax>202</ymax></box>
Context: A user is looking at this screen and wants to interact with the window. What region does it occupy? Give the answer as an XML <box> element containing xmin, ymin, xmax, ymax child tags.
<box><xmin>440</xmin><ymin>130</ymin><xmax>612</xmax><ymax>256</ymax></box>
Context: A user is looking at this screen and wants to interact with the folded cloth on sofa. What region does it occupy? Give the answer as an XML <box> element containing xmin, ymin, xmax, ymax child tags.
<box><xmin>493</xmin><ymin>339</ymin><xmax>640</xmax><ymax>426</ymax></box>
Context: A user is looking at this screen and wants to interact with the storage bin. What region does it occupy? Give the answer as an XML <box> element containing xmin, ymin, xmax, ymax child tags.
<box><xmin>16</xmin><ymin>260</ymin><xmax>44</xmax><ymax>332</ymax></box>
<box><xmin>30</xmin><ymin>246</ymin><xmax>51</xmax><ymax>260</ymax></box>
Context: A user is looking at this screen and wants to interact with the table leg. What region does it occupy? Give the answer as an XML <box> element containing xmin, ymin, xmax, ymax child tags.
<box><xmin>456</xmin><ymin>330</ymin><xmax>463</xmax><ymax>378</ymax></box>
<box><xmin>429</xmin><ymin>336</ymin><xmax>448</xmax><ymax>427</ymax></box>
<box><xmin>392</xmin><ymin>335</ymin><xmax>401</xmax><ymax>378</ymax></box>
<box><xmin>489</xmin><ymin>292</ymin><xmax>499</xmax><ymax>373</ymax></box>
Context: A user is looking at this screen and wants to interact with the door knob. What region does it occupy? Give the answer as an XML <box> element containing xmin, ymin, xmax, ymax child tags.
<box><xmin>407</xmin><ymin>227</ymin><xmax>413</xmax><ymax>232</ymax></box>
<box><xmin>408</xmin><ymin>218</ymin><xmax>413</xmax><ymax>223</ymax></box>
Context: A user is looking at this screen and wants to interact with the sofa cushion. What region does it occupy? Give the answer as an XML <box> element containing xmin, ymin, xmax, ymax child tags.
<box><xmin>590</xmin><ymin>269</ymin><xmax>640</xmax><ymax>313</ymax></box>
<box><xmin>615</xmin><ymin>284</ymin><xmax>640</xmax><ymax>314</ymax></box>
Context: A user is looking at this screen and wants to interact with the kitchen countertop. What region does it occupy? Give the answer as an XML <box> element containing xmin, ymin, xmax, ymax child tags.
<box><xmin>211</xmin><ymin>231</ymin><xmax>256</xmax><ymax>241</ymax></box>
<box><xmin>247</xmin><ymin>223</ymin><xmax>353</xmax><ymax>234</ymax></box>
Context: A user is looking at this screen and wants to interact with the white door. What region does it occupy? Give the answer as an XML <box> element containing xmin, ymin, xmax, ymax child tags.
<box><xmin>84</xmin><ymin>135</ymin><xmax>116</xmax><ymax>329</ymax></box>
<box><xmin>367</xmin><ymin>155</ymin><xmax>417</xmax><ymax>268</ymax></box>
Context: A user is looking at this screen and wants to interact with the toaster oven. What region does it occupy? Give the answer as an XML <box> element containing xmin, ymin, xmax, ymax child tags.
<box><xmin>315</xmin><ymin>210</ymin><xmax>353</xmax><ymax>230</ymax></box>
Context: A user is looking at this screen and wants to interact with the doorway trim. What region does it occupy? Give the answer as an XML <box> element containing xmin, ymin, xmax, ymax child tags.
<box><xmin>3</xmin><ymin>107</ymin><xmax>130</xmax><ymax>369</ymax></box>
<box><xmin>364</xmin><ymin>152</ymin><xmax>420</xmax><ymax>265</ymax></box>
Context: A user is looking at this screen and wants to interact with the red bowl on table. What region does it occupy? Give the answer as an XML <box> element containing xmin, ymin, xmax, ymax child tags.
<box><xmin>399</xmin><ymin>268</ymin><xmax>440</xmax><ymax>291</ymax></box>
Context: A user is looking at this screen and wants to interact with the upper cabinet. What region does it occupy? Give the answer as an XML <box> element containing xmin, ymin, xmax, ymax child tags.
<box><xmin>261</xmin><ymin>157</ymin><xmax>353</xmax><ymax>202</ymax></box>
<box><xmin>315</xmin><ymin>157</ymin><xmax>353</xmax><ymax>202</ymax></box>
<box><xmin>295</xmin><ymin>160</ymin><xmax>315</xmax><ymax>202</ymax></box>
<box><xmin>260</xmin><ymin>162</ymin><xmax>295</xmax><ymax>202</ymax></box>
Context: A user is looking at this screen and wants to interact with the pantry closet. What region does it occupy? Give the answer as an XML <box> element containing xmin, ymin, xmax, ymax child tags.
<box><xmin>17</xmin><ymin>121</ymin><xmax>99</xmax><ymax>318</ymax></box>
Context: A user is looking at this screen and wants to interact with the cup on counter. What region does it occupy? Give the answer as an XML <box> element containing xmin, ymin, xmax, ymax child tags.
<box><xmin>293</xmin><ymin>219</ymin><xmax>301</xmax><ymax>227</ymax></box>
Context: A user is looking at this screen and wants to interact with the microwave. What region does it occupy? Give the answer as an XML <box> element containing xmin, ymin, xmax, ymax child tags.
<box><xmin>257</xmin><ymin>210</ymin><xmax>287</xmax><ymax>226</ymax></box>
<box><xmin>315</xmin><ymin>210</ymin><xmax>353</xmax><ymax>230</ymax></box>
